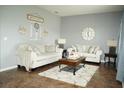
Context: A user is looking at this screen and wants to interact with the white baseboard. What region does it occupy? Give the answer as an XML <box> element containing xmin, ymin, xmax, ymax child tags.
<box><xmin>0</xmin><ymin>65</ymin><xmax>17</xmax><ymax>72</ymax></box>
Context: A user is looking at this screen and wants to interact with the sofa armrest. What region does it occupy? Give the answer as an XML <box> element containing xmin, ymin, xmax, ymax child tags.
<box><xmin>16</xmin><ymin>50</ymin><xmax>33</xmax><ymax>71</ymax></box>
<box><xmin>56</xmin><ymin>48</ymin><xmax>63</xmax><ymax>53</ymax></box>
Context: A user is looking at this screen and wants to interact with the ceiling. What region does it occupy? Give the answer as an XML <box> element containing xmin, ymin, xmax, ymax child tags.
<box><xmin>39</xmin><ymin>5</ymin><xmax>124</xmax><ymax>16</ymax></box>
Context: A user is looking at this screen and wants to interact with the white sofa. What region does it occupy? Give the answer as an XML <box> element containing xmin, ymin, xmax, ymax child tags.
<box><xmin>67</xmin><ymin>44</ymin><xmax>103</xmax><ymax>63</ymax></box>
<box><xmin>16</xmin><ymin>43</ymin><xmax>63</xmax><ymax>71</ymax></box>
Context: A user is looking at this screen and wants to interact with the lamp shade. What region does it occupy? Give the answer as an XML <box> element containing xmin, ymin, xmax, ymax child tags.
<box><xmin>58</xmin><ymin>38</ymin><xmax>66</xmax><ymax>44</ymax></box>
<box><xmin>107</xmin><ymin>40</ymin><xmax>117</xmax><ymax>47</ymax></box>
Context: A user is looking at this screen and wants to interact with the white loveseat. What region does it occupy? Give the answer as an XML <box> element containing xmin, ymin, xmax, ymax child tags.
<box><xmin>67</xmin><ymin>44</ymin><xmax>103</xmax><ymax>63</ymax></box>
<box><xmin>16</xmin><ymin>43</ymin><xmax>63</xmax><ymax>71</ymax></box>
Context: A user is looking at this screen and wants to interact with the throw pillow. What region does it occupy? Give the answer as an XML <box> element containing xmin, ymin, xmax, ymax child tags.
<box><xmin>33</xmin><ymin>47</ymin><xmax>41</xmax><ymax>56</ymax></box>
<box><xmin>45</xmin><ymin>45</ymin><xmax>56</xmax><ymax>53</ymax></box>
<box><xmin>94</xmin><ymin>46</ymin><xmax>100</xmax><ymax>54</ymax></box>
<box><xmin>72</xmin><ymin>45</ymin><xmax>77</xmax><ymax>52</ymax></box>
<box><xmin>36</xmin><ymin>45</ymin><xmax>45</xmax><ymax>53</ymax></box>
<box><xmin>88</xmin><ymin>46</ymin><xmax>95</xmax><ymax>54</ymax></box>
<box><xmin>27</xmin><ymin>45</ymin><xmax>33</xmax><ymax>51</ymax></box>
<box><xmin>75</xmin><ymin>44</ymin><xmax>82</xmax><ymax>52</ymax></box>
<box><xmin>27</xmin><ymin>45</ymin><xmax>41</xmax><ymax>56</ymax></box>
<box><xmin>82</xmin><ymin>45</ymin><xmax>90</xmax><ymax>53</ymax></box>
<box><xmin>19</xmin><ymin>44</ymin><xmax>30</xmax><ymax>51</ymax></box>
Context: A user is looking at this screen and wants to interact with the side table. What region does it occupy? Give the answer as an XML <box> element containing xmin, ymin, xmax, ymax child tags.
<box><xmin>104</xmin><ymin>53</ymin><xmax>117</xmax><ymax>67</ymax></box>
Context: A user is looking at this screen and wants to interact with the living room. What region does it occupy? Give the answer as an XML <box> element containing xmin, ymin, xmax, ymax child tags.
<box><xmin>0</xmin><ymin>4</ymin><xmax>124</xmax><ymax>89</ymax></box>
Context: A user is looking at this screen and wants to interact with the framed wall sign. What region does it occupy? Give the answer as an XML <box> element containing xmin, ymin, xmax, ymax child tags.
<box><xmin>27</xmin><ymin>14</ymin><xmax>44</xmax><ymax>23</ymax></box>
<box><xmin>82</xmin><ymin>27</ymin><xmax>95</xmax><ymax>40</ymax></box>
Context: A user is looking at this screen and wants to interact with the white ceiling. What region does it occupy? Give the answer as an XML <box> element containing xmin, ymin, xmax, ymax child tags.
<box><xmin>39</xmin><ymin>5</ymin><xmax>124</xmax><ymax>16</ymax></box>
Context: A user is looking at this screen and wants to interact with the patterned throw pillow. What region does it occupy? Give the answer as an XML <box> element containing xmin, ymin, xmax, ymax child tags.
<box><xmin>93</xmin><ymin>46</ymin><xmax>100</xmax><ymax>54</ymax></box>
<box><xmin>72</xmin><ymin>45</ymin><xmax>77</xmax><ymax>52</ymax></box>
<box><xmin>88</xmin><ymin>46</ymin><xmax>96</xmax><ymax>54</ymax></box>
<box><xmin>82</xmin><ymin>45</ymin><xmax>90</xmax><ymax>53</ymax></box>
<box><xmin>33</xmin><ymin>47</ymin><xmax>41</xmax><ymax>56</ymax></box>
<box><xmin>75</xmin><ymin>44</ymin><xmax>82</xmax><ymax>52</ymax></box>
<box><xmin>27</xmin><ymin>45</ymin><xmax>41</xmax><ymax>56</ymax></box>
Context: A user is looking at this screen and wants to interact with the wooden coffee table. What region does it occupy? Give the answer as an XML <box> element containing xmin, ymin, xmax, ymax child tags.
<box><xmin>58</xmin><ymin>57</ymin><xmax>85</xmax><ymax>75</ymax></box>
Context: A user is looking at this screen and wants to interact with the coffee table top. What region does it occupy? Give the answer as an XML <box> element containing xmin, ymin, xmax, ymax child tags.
<box><xmin>59</xmin><ymin>56</ymin><xmax>85</xmax><ymax>62</ymax></box>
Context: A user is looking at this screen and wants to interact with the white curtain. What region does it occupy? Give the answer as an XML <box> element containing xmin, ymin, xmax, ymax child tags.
<box><xmin>116</xmin><ymin>12</ymin><xmax>124</xmax><ymax>82</ymax></box>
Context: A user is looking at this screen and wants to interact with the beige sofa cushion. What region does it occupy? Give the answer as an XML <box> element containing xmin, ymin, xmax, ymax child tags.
<box><xmin>33</xmin><ymin>44</ymin><xmax>45</xmax><ymax>53</ymax></box>
<box><xmin>81</xmin><ymin>53</ymin><xmax>97</xmax><ymax>58</ymax></box>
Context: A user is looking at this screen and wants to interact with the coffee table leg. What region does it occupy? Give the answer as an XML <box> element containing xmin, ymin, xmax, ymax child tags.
<box><xmin>73</xmin><ymin>67</ymin><xmax>76</xmax><ymax>75</ymax></box>
<box><xmin>83</xmin><ymin>62</ymin><xmax>86</xmax><ymax>67</ymax></box>
<box><xmin>59</xmin><ymin>64</ymin><xmax>60</xmax><ymax>68</ymax></box>
<box><xmin>59</xmin><ymin>64</ymin><xmax>61</xmax><ymax>72</ymax></box>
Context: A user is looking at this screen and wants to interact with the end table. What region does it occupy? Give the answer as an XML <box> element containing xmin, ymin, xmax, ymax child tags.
<box><xmin>104</xmin><ymin>53</ymin><xmax>117</xmax><ymax>67</ymax></box>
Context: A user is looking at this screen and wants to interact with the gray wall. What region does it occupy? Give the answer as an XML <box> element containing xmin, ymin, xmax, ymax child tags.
<box><xmin>0</xmin><ymin>6</ymin><xmax>61</xmax><ymax>69</ymax></box>
<box><xmin>0</xmin><ymin>6</ymin><xmax>122</xmax><ymax>69</ymax></box>
<box><xmin>61</xmin><ymin>12</ymin><xmax>122</xmax><ymax>55</ymax></box>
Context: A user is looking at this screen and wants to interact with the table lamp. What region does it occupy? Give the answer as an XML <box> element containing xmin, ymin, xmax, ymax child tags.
<box><xmin>57</xmin><ymin>38</ymin><xmax>66</xmax><ymax>49</ymax></box>
<box><xmin>107</xmin><ymin>40</ymin><xmax>117</xmax><ymax>54</ymax></box>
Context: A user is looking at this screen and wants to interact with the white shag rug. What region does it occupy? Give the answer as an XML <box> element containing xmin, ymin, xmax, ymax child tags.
<box><xmin>38</xmin><ymin>64</ymin><xmax>99</xmax><ymax>87</ymax></box>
